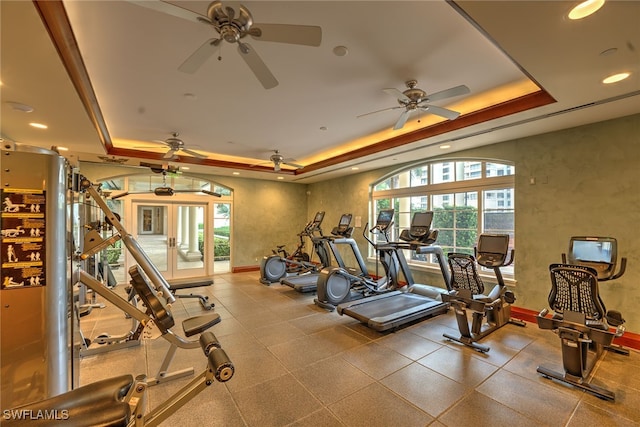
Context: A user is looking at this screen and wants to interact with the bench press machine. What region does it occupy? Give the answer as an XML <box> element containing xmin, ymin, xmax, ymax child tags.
<box><xmin>5</xmin><ymin>265</ymin><xmax>234</xmax><ymax>426</ymax></box>
<box><xmin>76</xmin><ymin>177</ymin><xmax>221</xmax><ymax>385</ymax></box>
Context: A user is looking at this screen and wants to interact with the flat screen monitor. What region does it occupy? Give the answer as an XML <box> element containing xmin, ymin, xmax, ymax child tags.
<box><xmin>477</xmin><ymin>234</ymin><xmax>509</xmax><ymax>255</ymax></box>
<box><xmin>569</xmin><ymin>237</ymin><xmax>615</xmax><ymax>264</ymax></box>
<box><xmin>376</xmin><ymin>209</ymin><xmax>394</xmax><ymax>226</ymax></box>
<box><xmin>411</xmin><ymin>212</ymin><xmax>433</xmax><ymax>228</ymax></box>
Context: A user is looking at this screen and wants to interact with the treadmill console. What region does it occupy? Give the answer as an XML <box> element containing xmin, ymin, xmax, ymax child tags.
<box><xmin>476</xmin><ymin>234</ymin><xmax>510</xmax><ymax>267</ymax></box>
<box><xmin>566</xmin><ymin>236</ymin><xmax>617</xmax><ymax>280</ymax></box>
<box><xmin>305</xmin><ymin>211</ymin><xmax>325</xmax><ymax>233</ymax></box>
<box><xmin>399</xmin><ymin>211</ymin><xmax>437</xmax><ymax>244</ymax></box>
<box><xmin>331</xmin><ymin>213</ymin><xmax>353</xmax><ymax>237</ymax></box>
<box><xmin>373</xmin><ymin>209</ymin><xmax>394</xmax><ymax>232</ymax></box>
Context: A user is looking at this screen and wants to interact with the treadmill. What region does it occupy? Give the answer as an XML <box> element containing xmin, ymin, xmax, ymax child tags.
<box><xmin>281</xmin><ymin>213</ymin><xmax>356</xmax><ymax>293</ymax></box>
<box><xmin>336</xmin><ymin>211</ymin><xmax>451</xmax><ymax>332</ymax></box>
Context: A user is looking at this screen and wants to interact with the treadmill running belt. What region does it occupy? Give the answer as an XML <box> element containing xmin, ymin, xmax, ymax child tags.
<box><xmin>337</xmin><ymin>291</ymin><xmax>448</xmax><ymax>331</ymax></box>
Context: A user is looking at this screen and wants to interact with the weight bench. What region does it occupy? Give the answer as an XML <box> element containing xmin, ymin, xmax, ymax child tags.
<box><xmin>4</xmin><ymin>330</ymin><xmax>234</xmax><ymax>426</ymax></box>
<box><xmin>78</xmin><ymin>264</ymin><xmax>222</xmax><ymax>387</ymax></box>
<box><xmin>168</xmin><ymin>277</ymin><xmax>214</xmax><ymax>310</ymax></box>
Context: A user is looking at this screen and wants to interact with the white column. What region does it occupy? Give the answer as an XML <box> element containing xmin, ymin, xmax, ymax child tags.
<box><xmin>188</xmin><ymin>206</ymin><xmax>199</xmax><ymax>255</ymax></box>
<box><xmin>180</xmin><ymin>206</ymin><xmax>189</xmax><ymax>249</ymax></box>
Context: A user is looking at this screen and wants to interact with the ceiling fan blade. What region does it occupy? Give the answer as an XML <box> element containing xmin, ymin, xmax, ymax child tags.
<box><xmin>357</xmin><ymin>106</ymin><xmax>403</xmax><ymax>118</ymax></box>
<box><xmin>422</xmin><ymin>105</ymin><xmax>461</xmax><ymax>120</ymax></box>
<box><xmin>249</xmin><ymin>160</ymin><xmax>273</xmax><ymax>167</ymax></box>
<box><xmin>110</xmin><ymin>192</ymin><xmax>130</xmax><ymax>200</ymax></box>
<box><xmin>176</xmin><ymin>189</ymin><xmax>222</xmax><ymax>197</ymax></box>
<box><xmin>383</xmin><ymin>87</ymin><xmax>410</xmax><ymax>102</ymax></box>
<box><xmin>393</xmin><ymin>110</ymin><xmax>412</xmax><ymax>130</ymax></box>
<box><xmin>178</xmin><ymin>38</ymin><xmax>220</xmax><ymax>74</ymax></box>
<box><xmin>283</xmin><ymin>161</ymin><xmax>304</xmax><ymax>169</ymax></box>
<box><xmin>237</xmin><ymin>43</ymin><xmax>278</xmax><ymax>89</ymax></box>
<box><xmin>427</xmin><ymin>84</ymin><xmax>470</xmax><ymax>102</ymax></box>
<box><xmin>163</xmin><ymin>149</ymin><xmax>178</xmax><ymax>159</ymax></box>
<box><xmin>127</xmin><ymin>0</ymin><xmax>204</xmax><ymax>23</ymax></box>
<box><xmin>250</xmin><ymin>23</ymin><xmax>322</xmax><ymax>46</ymax></box>
<box><xmin>181</xmin><ymin>148</ymin><xmax>207</xmax><ymax>158</ymax></box>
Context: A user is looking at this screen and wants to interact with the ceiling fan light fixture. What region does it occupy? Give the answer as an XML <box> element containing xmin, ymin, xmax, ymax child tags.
<box><xmin>568</xmin><ymin>0</ymin><xmax>605</xmax><ymax>20</ymax></box>
<box><xmin>154</xmin><ymin>187</ymin><xmax>175</xmax><ymax>196</ymax></box>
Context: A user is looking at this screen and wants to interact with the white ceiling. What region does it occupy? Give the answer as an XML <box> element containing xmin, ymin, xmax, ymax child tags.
<box><xmin>1</xmin><ymin>1</ymin><xmax>639</xmax><ymax>183</ymax></box>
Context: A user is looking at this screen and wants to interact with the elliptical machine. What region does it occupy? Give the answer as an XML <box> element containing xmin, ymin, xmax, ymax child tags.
<box><xmin>442</xmin><ymin>234</ymin><xmax>525</xmax><ymax>353</ymax></box>
<box><xmin>260</xmin><ymin>211</ymin><xmax>325</xmax><ymax>284</ymax></box>
<box><xmin>315</xmin><ymin>209</ymin><xmax>400</xmax><ymax>311</ymax></box>
<box><xmin>281</xmin><ymin>213</ymin><xmax>354</xmax><ymax>293</ymax></box>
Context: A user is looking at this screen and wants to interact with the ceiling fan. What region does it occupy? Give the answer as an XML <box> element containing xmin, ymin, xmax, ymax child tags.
<box><xmin>359</xmin><ymin>80</ymin><xmax>471</xmax><ymax>130</ymax></box>
<box><xmin>253</xmin><ymin>150</ymin><xmax>303</xmax><ymax>172</ymax></box>
<box><xmin>110</xmin><ymin>163</ymin><xmax>221</xmax><ymax>200</ymax></box>
<box><xmin>151</xmin><ymin>133</ymin><xmax>206</xmax><ymax>160</ymax></box>
<box><xmin>131</xmin><ymin>1</ymin><xmax>322</xmax><ymax>89</ymax></box>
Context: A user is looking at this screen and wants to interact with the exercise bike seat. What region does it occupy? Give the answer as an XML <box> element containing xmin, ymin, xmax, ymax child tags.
<box><xmin>4</xmin><ymin>374</ymin><xmax>133</xmax><ymax>427</ymax></box>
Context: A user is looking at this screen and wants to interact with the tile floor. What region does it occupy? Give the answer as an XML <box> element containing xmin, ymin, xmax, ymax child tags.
<box><xmin>79</xmin><ymin>271</ymin><xmax>640</xmax><ymax>426</ymax></box>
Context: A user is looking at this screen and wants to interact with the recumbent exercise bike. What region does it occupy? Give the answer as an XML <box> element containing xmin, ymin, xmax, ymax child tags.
<box><xmin>536</xmin><ymin>236</ymin><xmax>628</xmax><ymax>401</ymax></box>
<box><xmin>442</xmin><ymin>234</ymin><xmax>525</xmax><ymax>353</ymax></box>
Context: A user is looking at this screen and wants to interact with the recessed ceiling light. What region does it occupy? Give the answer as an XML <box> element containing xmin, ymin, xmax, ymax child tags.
<box><xmin>181</xmin><ymin>166</ymin><xmax>190</xmax><ymax>170</ymax></box>
<box><xmin>232</xmin><ymin>171</ymin><xmax>240</xmax><ymax>175</ymax></box>
<box><xmin>351</xmin><ymin>167</ymin><xmax>359</xmax><ymax>170</ymax></box>
<box><xmin>29</xmin><ymin>122</ymin><xmax>48</xmax><ymax>129</ymax></box>
<box><xmin>277</xmin><ymin>176</ymin><xmax>284</xmax><ymax>180</ymax></box>
<box><xmin>568</xmin><ymin>0</ymin><xmax>605</xmax><ymax>20</ymax></box>
<box><xmin>602</xmin><ymin>72</ymin><xmax>630</xmax><ymax>84</ymax></box>
<box><xmin>56</xmin><ymin>146</ymin><xmax>69</xmax><ymax>151</ymax></box>
<box><xmin>440</xmin><ymin>144</ymin><xmax>451</xmax><ymax>149</ymax></box>
<box><xmin>333</xmin><ymin>46</ymin><xmax>348</xmax><ymax>57</ymax></box>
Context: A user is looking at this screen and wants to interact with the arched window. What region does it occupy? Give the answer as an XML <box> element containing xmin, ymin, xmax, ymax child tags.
<box><xmin>371</xmin><ymin>159</ymin><xmax>515</xmax><ymax>277</ymax></box>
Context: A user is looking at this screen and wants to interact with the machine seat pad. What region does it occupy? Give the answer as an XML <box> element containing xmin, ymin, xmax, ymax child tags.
<box><xmin>471</xmin><ymin>294</ymin><xmax>494</xmax><ymax>303</ymax></box>
<box><xmin>183</xmin><ymin>313</ymin><xmax>221</xmax><ymax>337</ymax></box>
<box><xmin>168</xmin><ymin>278</ymin><xmax>213</xmax><ymax>291</ymax></box>
<box><xmin>5</xmin><ymin>374</ymin><xmax>133</xmax><ymax>427</ymax></box>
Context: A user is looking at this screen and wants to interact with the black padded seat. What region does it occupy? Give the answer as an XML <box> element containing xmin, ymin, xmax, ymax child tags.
<box><xmin>183</xmin><ymin>313</ymin><xmax>221</xmax><ymax>337</ymax></box>
<box><xmin>5</xmin><ymin>375</ymin><xmax>133</xmax><ymax>427</ymax></box>
<box><xmin>168</xmin><ymin>278</ymin><xmax>213</xmax><ymax>290</ymax></box>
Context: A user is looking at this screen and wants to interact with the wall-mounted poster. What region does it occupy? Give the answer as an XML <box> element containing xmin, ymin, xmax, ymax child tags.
<box><xmin>1</xmin><ymin>189</ymin><xmax>46</xmax><ymax>289</ymax></box>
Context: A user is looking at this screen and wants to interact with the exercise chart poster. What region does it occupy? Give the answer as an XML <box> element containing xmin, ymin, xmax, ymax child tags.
<box><xmin>0</xmin><ymin>189</ymin><xmax>46</xmax><ymax>290</ymax></box>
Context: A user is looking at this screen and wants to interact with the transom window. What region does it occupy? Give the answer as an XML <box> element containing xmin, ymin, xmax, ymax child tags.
<box><xmin>371</xmin><ymin>160</ymin><xmax>515</xmax><ymax>276</ymax></box>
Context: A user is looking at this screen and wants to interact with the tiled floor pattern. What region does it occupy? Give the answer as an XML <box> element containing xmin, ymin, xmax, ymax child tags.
<box><xmin>79</xmin><ymin>271</ymin><xmax>640</xmax><ymax>426</ymax></box>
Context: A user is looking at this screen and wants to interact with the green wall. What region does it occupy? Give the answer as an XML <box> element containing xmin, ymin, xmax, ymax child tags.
<box><xmin>79</xmin><ymin>112</ymin><xmax>640</xmax><ymax>332</ymax></box>
<box><xmin>307</xmin><ymin>113</ymin><xmax>640</xmax><ymax>331</ymax></box>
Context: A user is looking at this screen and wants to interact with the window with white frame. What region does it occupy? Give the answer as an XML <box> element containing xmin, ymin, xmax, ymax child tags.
<box><xmin>371</xmin><ymin>159</ymin><xmax>515</xmax><ymax>276</ymax></box>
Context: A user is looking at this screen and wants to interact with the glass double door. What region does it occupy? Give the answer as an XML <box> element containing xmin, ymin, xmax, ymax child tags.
<box><xmin>131</xmin><ymin>201</ymin><xmax>207</xmax><ymax>280</ymax></box>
